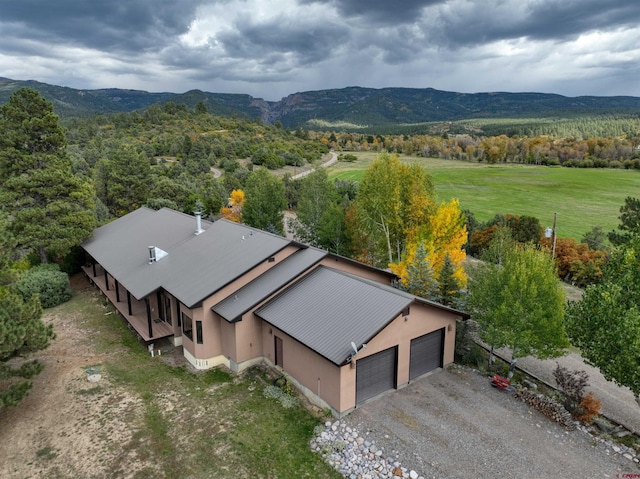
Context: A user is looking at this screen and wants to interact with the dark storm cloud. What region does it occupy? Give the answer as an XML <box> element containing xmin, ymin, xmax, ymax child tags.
<box><xmin>431</xmin><ymin>0</ymin><xmax>640</xmax><ymax>48</ymax></box>
<box><xmin>299</xmin><ymin>0</ymin><xmax>444</xmax><ymax>24</ymax></box>
<box><xmin>217</xmin><ymin>16</ymin><xmax>350</xmax><ymax>65</ymax></box>
<box><xmin>0</xmin><ymin>0</ymin><xmax>206</xmax><ymax>52</ymax></box>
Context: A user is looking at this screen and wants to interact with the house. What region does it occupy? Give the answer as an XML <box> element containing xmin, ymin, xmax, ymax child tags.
<box><xmin>81</xmin><ymin>207</ymin><xmax>469</xmax><ymax>416</ymax></box>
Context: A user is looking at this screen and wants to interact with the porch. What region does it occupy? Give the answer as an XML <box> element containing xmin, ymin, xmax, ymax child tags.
<box><xmin>82</xmin><ymin>263</ymin><xmax>173</xmax><ymax>342</ymax></box>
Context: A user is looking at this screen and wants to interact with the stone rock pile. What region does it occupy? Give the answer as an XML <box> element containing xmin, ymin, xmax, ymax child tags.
<box><xmin>310</xmin><ymin>420</ymin><xmax>424</xmax><ymax>479</ymax></box>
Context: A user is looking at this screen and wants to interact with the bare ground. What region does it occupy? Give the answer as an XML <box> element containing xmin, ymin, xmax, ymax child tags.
<box><xmin>349</xmin><ymin>366</ymin><xmax>635</xmax><ymax>479</ymax></box>
<box><xmin>0</xmin><ymin>276</ymin><xmax>156</xmax><ymax>478</ymax></box>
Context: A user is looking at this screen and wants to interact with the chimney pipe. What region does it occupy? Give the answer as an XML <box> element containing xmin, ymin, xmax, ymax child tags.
<box><xmin>148</xmin><ymin>246</ymin><xmax>156</xmax><ymax>264</ymax></box>
<box><xmin>194</xmin><ymin>211</ymin><xmax>204</xmax><ymax>235</ymax></box>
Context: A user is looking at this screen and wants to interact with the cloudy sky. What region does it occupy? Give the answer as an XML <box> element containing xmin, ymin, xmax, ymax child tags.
<box><xmin>1</xmin><ymin>0</ymin><xmax>639</xmax><ymax>101</ymax></box>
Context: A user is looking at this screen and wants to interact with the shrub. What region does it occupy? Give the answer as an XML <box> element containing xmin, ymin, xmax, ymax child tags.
<box><xmin>576</xmin><ymin>392</ymin><xmax>602</xmax><ymax>424</ymax></box>
<box><xmin>263</xmin><ymin>384</ymin><xmax>299</xmax><ymax>409</ymax></box>
<box><xmin>13</xmin><ymin>264</ymin><xmax>72</xmax><ymax>308</ymax></box>
<box><xmin>553</xmin><ymin>363</ymin><xmax>588</xmax><ymax>415</ymax></box>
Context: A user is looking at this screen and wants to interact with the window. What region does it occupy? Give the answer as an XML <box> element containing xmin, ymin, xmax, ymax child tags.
<box><xmin>164</xmin><ymin>296</ymin><xmax>172</xmax><ymax>325</ymax></box>
<box><xmin>196</xmin><ymin>321</ymin><xmax>203</xmax><ymax>344</ymax></box>
<box><xmin>182</xmin><ymin>312</ymin><xmax>193</xmax><ymax>341</ymax></box>
<box><xmin>402</xmin><ymin>306</ymin><xmax>410</xmax><ymax>317</ymax></box>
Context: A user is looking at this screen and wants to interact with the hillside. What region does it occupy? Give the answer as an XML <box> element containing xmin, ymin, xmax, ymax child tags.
<box><xmin>2</xmin><ymin>77</ymin><xmax>639</xmax><ymax>130</ymax></box>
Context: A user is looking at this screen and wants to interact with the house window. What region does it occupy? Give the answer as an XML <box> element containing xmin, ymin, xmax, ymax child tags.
<box><xmin>164</xmin><ymin>296</ymin><xmax>172</xmax><ymax>325</ymax></box>
<box><xmin>402</xmin><ymin>306</ymin><xmax>410</xmax><ymax>317</ymax></box>
<box><xmin>196</xmin><ymin>321</ymin><xmax>203</xmax><ymax>344</ymax></box>
<box><xmin>182</xmin><ymin>312</ymin><xmax>193</xmax><ymax>341</ymax></box>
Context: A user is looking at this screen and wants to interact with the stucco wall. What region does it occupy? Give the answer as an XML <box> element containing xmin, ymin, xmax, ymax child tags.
<box><xmin>260</xmin><ymin>322</ymin><xmax>343</xmax><ymax>413</ymax></box>
<box><xmin>319</xmin><ymin>256</ymin><xmax>394</xmax><ymax>284</ymax></box>
<box><xmin>191</xmin><ymin>244</ymin><xmax>300</xmax><ymax>361</ymax></box>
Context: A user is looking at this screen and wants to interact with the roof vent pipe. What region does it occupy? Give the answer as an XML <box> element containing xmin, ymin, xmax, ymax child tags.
<box><xmin>194</xmin><ymin>211</ymin><xmax>204</xmax><ymax>235</ymax></box>
<box><xmin>148</xmin><ymin>245</ymin><xmax>156</xmax><ymax>264</ymax></box>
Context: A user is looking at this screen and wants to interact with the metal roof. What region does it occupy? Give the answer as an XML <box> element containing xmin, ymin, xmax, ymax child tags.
<box><xmin>82</xmin><ymin>207</ymin><xmax>205</xmax><ymax>299</ymax></box>
<box><xmin>254</xmin><ymin>266</ymin><xmax>414</xmax><ymax>365</ymax></box>
<box><xmin>82</xmin><ymin>208</ymin><xmax>292</xmax><ymax>307</ymax></box>
<box><xmin>212</xmin><ymin>246</ymin><xmax>327</xmax><ymax>322</ymax></box>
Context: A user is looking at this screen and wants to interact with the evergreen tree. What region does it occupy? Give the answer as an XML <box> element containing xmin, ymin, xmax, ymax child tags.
<box><xmin>0</xmin><ymin>88</ymin><xmax>96</xmax><ymax>263</ymax></box>
<box><xmin>101</xmin><ymin>144</ymin><xmax>151</xmax><ymax>216</ymax></box>
<box><xmin>608</xmin><ymin>197</ymin><xmax>640</xmax><ymax>246</ymax></box>
<box><xmin>438</xmin><ymin>253</ymin><xmax>463</xmax><ymax>307</ymax></box>
<box><xmin>400</xmin><ymin>241</ymin><xmax>439</xmax><ymax>300</ymax></box>
<box><xmin>0</xmin><ymin>212</ymin><xmax>54</xmax><ymax>409</ymax></box>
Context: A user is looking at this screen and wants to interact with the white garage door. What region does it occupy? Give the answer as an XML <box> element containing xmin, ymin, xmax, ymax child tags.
<box><xmin>356</xmin><ymin>347</ymin><xmax>397</xmax><ymax>404</ymax></box>
<box><xmin>409</xmin><ymin>328</ymin><xmax>444</xmax><ymax>380</ymax></box>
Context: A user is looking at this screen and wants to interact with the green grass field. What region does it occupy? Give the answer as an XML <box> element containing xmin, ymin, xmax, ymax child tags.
<box><xmin>329</xmin><ymin>152</ymin><xmax>640</xmax><ymax>241</ymax></box>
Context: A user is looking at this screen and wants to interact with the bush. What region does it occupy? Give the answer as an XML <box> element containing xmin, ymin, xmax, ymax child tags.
<box><xmin>13</xmin><ymin>264</ymin><xmax>72</xmax><ymax>308</ymax></box>
<box><xmin>576</xmin><ymin>392</ymin><xmax>602</xmax><ymax>424</ymax></box>
<box><xmin>553</xmin><ymin>363</ymin><xmax>588</xmax><ymax>415</ymax></box>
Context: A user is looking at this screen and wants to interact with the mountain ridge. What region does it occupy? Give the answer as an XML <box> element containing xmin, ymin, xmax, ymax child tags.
<box><xmin>1</xmin><ymin>77</ymin><xmax>639</xmax><ymax>130</ymax></box>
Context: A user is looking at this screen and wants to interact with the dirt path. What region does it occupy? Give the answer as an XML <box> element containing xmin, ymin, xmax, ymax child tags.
<box><xmin>290</xmin><ymin>151</ymin><xmax>338</xmax><ymax>180</ymax></box>
<box><xmin>0</xmin><ymin>276</ymin><xmax>143</xmax><ymax>479</ymax></box>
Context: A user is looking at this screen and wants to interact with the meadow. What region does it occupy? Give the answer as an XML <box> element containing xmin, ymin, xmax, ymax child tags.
<box><xmin>329</xmin><ymin>152</ymin><xmax>640</xmax><ymax>241</ymax></box>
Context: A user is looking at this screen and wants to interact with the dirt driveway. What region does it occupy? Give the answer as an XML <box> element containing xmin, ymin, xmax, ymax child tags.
<box><xmin>348</xmin><ymin>366</ymin><xmax>633</xmax><ymax>479</ymax></box>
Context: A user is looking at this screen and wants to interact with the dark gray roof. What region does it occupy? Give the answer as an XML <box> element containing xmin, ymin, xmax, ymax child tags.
<box><xmin>82</xmin><ymin>208</ymin><xmax>292</xmax><ymax>307</ymax></box>
<box><xmin>82</xmin><ymin>207</ymin><xmax>205</xmax><ymax>299</ymax></box>
<box><xmin>155</xmin><ymin>219</ymin><xmax>291</xmax><ymax>307</ymax></box>
<box><xmin>254</xmin><ymin>266</ymin><xmax>414</xmax><ymax>365</ymax></box>
<box><xmin>212</xmin><ymin>247</ymin><xmax>327</xmax><ymax>322</ymax></box>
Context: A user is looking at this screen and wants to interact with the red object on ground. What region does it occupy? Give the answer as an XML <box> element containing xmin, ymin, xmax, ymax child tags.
<box><xmin>491</xmin><ymin>375</ymin><xmax>511</xmax><ymax>390</ymax></box>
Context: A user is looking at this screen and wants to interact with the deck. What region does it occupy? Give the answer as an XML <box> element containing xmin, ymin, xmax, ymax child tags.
<box><xmin>82</xmin><ymin>265</ymin><xmax>173</xmax><ymax>342</ymax></box>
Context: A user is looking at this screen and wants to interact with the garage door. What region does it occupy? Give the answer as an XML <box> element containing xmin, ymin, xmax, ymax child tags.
<box><xmin>409</xmin><ymin>328</ymin><xmax>444</xmax><ymax>380</ymax></box>
<box><xmin>356</xmin><ymin>347</ymin><xmax>397</xmax><ymax>404</ymax></box>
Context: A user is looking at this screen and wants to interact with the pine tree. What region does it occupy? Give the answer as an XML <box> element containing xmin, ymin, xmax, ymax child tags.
<box><xmin>0</xmin><ymin>88</ymin><xmax>95</xmax><ymax>263</ymax></box>
<box><xmin>438</xmin><ymin>253</ymin><xmax>463</xmax><ymax>307</ymax></box>
<box><xmin>399</xmin><ymin>242</ymin><xmax>439</xmax><ymax>300</ymax></box>
<box><xmin>0</xmin><ymin>212</ymin><xmax>55</xmax><ymax>409</ymax></box>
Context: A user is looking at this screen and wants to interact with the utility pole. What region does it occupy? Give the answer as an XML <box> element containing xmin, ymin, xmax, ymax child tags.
<box><xmin>545</xmin><ymin>212</ymin><xmax>558</xmax><ymax>259</ymax></box>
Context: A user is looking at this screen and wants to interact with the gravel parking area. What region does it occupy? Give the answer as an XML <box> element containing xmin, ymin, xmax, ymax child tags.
<box><xmin>347</xmin><ymin>366</ymin><xmax>634</xmax><ymax>479</ymax></box>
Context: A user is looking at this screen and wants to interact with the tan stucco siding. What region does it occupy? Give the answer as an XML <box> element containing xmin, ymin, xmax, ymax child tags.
<box><xmin>179</xmin><ymin>303</ymin><xmax>220</xmax><ymax>361</ymax></box>
<box><xmin>261</xmin><ymin>322</ymin><xmax>342</xmax><ymax>412</ymax></box>
<box><xmin>233</xmin><ymin>313</ymin><xmax>263</xmax><ymax>362</ymax></box>
<box><xmin>219</xmin><ymin>316</ymin><xmax>237</xmax><ymax>360</ymax></box>
<box><xmin>319</xmin><ymin>257</ymin><xmax>394</xmax><ymax>284</ymax></box>
<box><xmin>339</xmin><ymin>302</ymin><xmax>459</xmax><ymax>411</ymax></box>
<box><xmin>192</xmin><ymin>245</ymin><xmax>300</xmax><ymax>361</ymax></box>
<box><xmin>200</xmin><ymin>245</ymin><xmax>299</xmax><ymax>314</ymax></box>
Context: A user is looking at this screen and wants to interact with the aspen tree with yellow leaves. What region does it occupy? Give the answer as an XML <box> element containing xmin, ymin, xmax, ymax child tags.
<box><xmin>219</xmin><ymin>189</ymin><xmax>245</xmax><ymax>223</ymax></box>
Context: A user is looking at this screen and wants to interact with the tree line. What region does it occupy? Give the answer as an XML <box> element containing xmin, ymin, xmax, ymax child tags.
<box><xmin>312</xmin><ymin>131</ymin><xmax>640</xmax><ymax>169</ymax></box>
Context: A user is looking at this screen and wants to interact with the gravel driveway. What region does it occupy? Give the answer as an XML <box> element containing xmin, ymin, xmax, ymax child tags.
<box><xmin>347</xmin><ymin>366</ymin><xmax>633</xmax><ymax>479</ymax></box>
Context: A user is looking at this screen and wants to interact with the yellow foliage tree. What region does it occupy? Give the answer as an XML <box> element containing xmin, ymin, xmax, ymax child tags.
<box><xmin>219</xmin><ymin>189</ymin><xmax>245</xmax><ymax>223</ymax></box>
<box><xmin>390</xmin><ymin>198</ymin><xmax>468</xmax><ymax>290</ymax></box>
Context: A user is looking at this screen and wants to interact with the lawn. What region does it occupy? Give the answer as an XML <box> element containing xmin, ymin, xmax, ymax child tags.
<box><xmin>329</xmin><ymin>153</ymin><xmax>640</xmax><ymax>240</ymax></box>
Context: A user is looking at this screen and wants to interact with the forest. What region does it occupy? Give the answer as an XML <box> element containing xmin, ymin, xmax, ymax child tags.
<box><xmin>313</xmin><ymin>128</ymin><xmax>640</xmax><ymax>168</ymax></box>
